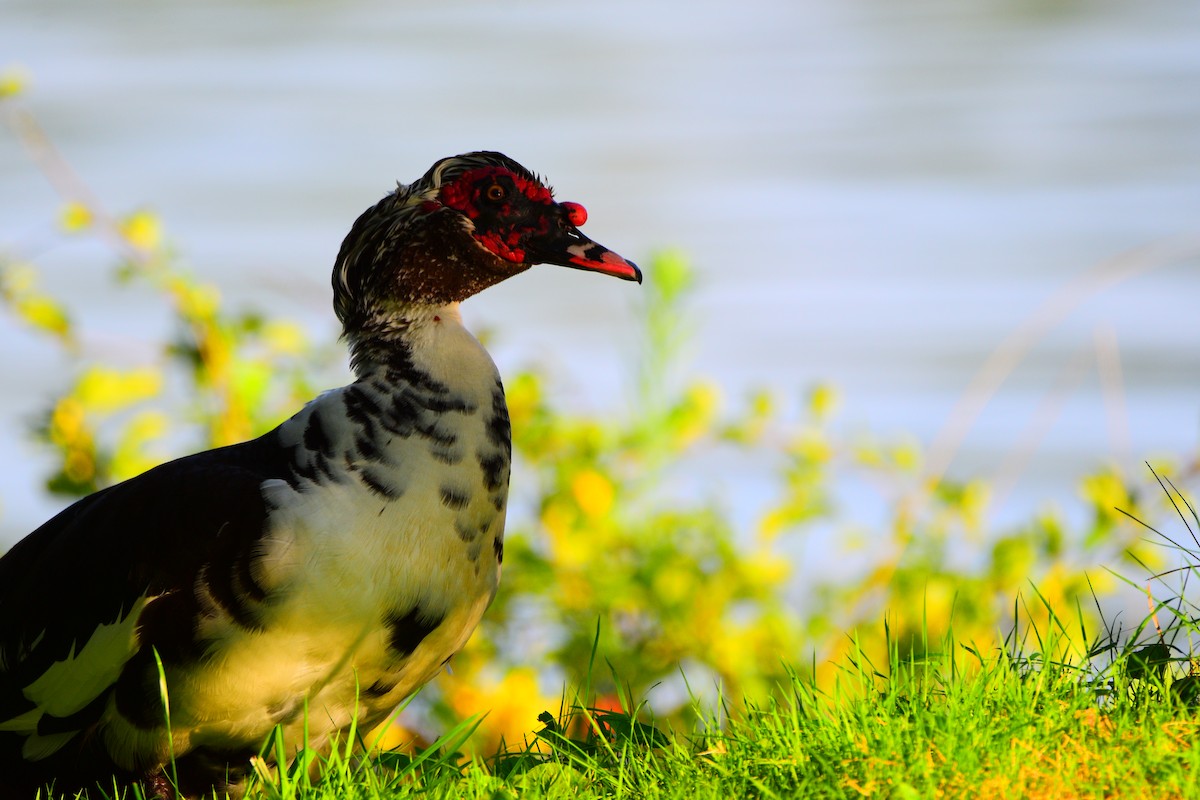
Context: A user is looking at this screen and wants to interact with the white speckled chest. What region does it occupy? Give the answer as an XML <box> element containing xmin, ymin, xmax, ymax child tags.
<box><xmin>148</xmin><ymin>310</ymin><xmax>510</xmax><ymax>757</ymax></box>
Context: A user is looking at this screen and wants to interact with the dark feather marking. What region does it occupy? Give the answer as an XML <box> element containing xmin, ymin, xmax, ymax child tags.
<box><xmin>113</xmin><ymin>649</ymin><xmax>166</xmax><ymax>731</ymax></box>
<box><xmin>386</xmin><ymin>393</ymin><xmax>421</xmax><ymax>436</ymax></box>
<box><xmin>423</xmin><ymin>394</ymin><xmax>476</xmax><ymax>415</ymax></box>
<box><xmin>440</xmin><ymin>486</ymin><xmax>470</xmax><ymax>510</ymax></box>
<box><xmin>302</xmin><ymin>411</ymin><xmax>334</xmax><ymax>458</ymax></box>
<box><xmin>205</xmin><ymin>537</ymin><xmax>266</xmax><ymax>632</ymax></box>
<box><xmin>355</xmin><ymin>435</ymin><xmax>382</xmax><ymax>462</ymax></box>
<box><xmin>364</xmin><ymin>680</ymin><xmax>395</xmax><ymax>699</ymax></box>
<box><xmin>352</xmin><ymin>413</ymin><xmax>380</xmax><ymax>443</ymax></box>
<box><xmin>454</xmin><ymin>519</ymin><xmax>477</xmax><ymax>542</ymax></box>
<box><xmin>477</xmin><ymin>452</ymin><xmax>508</xmax><ymax>493</ymax></box>
<box><xmin>383</xmin><ymin>365</ymin><xmax>418</xmax><ymax>390</ymax></box>
<box><xmin>384</xmin><ymin>361</ymin><xmax>449</xmax><ymax>397</ymax></box>
<box><xmin>417</xmin><ymin>420</ymin><xmax>458</xmax><ymax>447</ymax></box>
<box><xmin>485</xmin><ymin>406</ymin><xmax>510</xmax><ymax>449</ymax></box>
<box><xmin>484</xmin><ymin>376</ymin><xmax>508</xmax><ymax>448</ymax></box>
<box><xmin>386</xmin><ymin>606</ymin><xmax>444</xmax><ymax>658</ymax></box>
<box><xmin>291</xmin><ymin>452</ymin><xmax>319</xmax><ymax>484</ymax></box>
<box><xmin>493</xmin><ymin>536</ymin><xmax>504</xmax><ymax>564</ymax></box>
<box><xmin>312</xmin><ymin>452</ymin><xmax>339</xmax><ymax>484</ymax></box>
<box><xmin>343</xmin><ymin>385</ymin><xmax>383</xmax><ymax>425</ymax></box>
<box><xmin>415</xmin><ymin>373</ymin><xmax>451</xmax><ymax>397</ymax></box>
<box><xmin>429</xmin><ymin>445</ymin><xmax>463</xmax><ymax>466</ymax></box>
<box><xmin>360</xmin><ymin>469</ymin><xmax>403</xmax><ymax>500</ymax></box>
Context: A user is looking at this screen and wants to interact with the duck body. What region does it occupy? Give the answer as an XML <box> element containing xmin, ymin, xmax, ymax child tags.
<box><xmin>0</xmin><ymin>152</ymin><xmax>639</xmax><ymax>798</ymax></box>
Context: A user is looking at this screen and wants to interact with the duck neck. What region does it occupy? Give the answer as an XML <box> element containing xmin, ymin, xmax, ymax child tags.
<box><xmin>344</xmin><ymin>302</ymin><xmax>464</xmax><ymax>380</ymax></box>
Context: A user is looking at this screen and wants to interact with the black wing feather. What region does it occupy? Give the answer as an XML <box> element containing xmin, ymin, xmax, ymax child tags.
<box><xmin>0</xmin><ymin>429</ymin><xmax>295</xmax><ymax>795</ymax></box>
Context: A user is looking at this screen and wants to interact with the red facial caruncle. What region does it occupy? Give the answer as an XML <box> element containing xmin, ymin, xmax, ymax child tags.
<box><xmin>560</xmin><ymin>201</ymin><xmax>587</xmax><ymax>227</ymax></box>
<box><xmin>428</xmin><ymin>154</ymin><xmax>640</xmax><ymax>282</ymax></box>
<box><xmin>438</xmin><ymin>166</ymin><xmax>553</xmax><ymax>221</ymax></box>
<box><xmin>437</xmin><ymin>166</ymin><xmax>566</xmax><ymax>265</ymax></box>
<box><xmin>476</xmin><ymin>229</ymin><xmax>528</xmax><ymax>263</ymax></box>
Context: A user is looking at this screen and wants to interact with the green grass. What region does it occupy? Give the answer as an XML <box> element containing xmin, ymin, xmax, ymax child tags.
<box><xmin>60</xmin><ymin>629</ymin><xmax>1200</xmax><ymax>800</ymax></box>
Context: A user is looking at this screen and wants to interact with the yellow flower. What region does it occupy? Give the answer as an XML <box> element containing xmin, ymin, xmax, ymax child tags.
<box><xmin>758</xmin><ymin>508</ymin><xmax>787</xmax><ymax>540</ymax></box>
<box><xmin>745</xmin><ymin>551</ymin><xmax>790</xmax><ymax>586</ymax></box>
<box><xmin>541</xmin><ymin>500</ymin><xmax>572</xmax><ymax>541</ymax></box>
<box><xmin>171</xmin><ymin>279</ymin><xmax>221</xmax><ymax>321</ymax></box>
<box><xmin>366</xmin><ymin>716</ymin><xmax>422</xmax><ymax>753</ymax></box>
<box><xmin>120</xmin><ymin>209</ymin><xmax>162</xmax><ymax>251</ymax></box>
<box><xmin>1080</xmin><ymin>470</ymin><xmax>1133</xmax><ymax>520</ymax></box>
<box><xmin>505</xmin><ymin>373</ymin><xmax>542</xmax><ymax>427</ymax></box>
<box><xmin>652</xmin><ymin>563</ymin><xmax>694</xmax><ymax>605</ymax></box>
<box><xmin>0</xmin><ymin>66</ymin><xmax>28</xmax><ymax>99</ymax></box>
<box><xmin>890</xmin><ymin>439</ymin><xmax>921</xmax><ymax>472</ymax></box>
<box><xmin>923</xmin><ymin>578</ymin><xmax>956</xmax><ymax>627</ymax></box>
<box><xmin>262</xmin><ymin>321</ymin><xmax>307</xmax><ymax>355</ymax></box>
<box><xmin>17</xmin><ymin>296</ymin><xmax>71</xmax><ymax>339</ymax></box>
<box><xmin>557</xmin><ymin>573</ymin><xmax>594</xmax><ymax>612</ymax></box>
<box><xmin>59</xmin><ymin>201</ymin><xmax>93</xmax><ymax>233</ymax></box>
<box><xmin>807</xmin><ymin>383</ymin><xmax>840</xmax><ymax>420</ymax></box>
<box><xmin>853</xmin><ymin>440</ymin><xmax>884</xmax><ymax>468</ymax></box>
<box><xmin>444</xmin><ymin>667</ymin><xmax>553</xmax><ymax>752</ymax></box>
<box><xmin>792</xmin><ymin>427</ymin><xmax>832</xmax><ymax>464</ymax></box>
<box><xmin>76</xmin><ymin>366</ymin><xmax>161</xmax><ymax>413</ymax></box>
<box><xmin>50</xmin><ymin>398</ymin><xmax>87</xmax><ymax>445</ymax></box>
<box><xmin>571</xmin><ymin>469</ymin><xmax>614</xmax><ymax>519</ymax></box>
<box><xmin>710</xmin><ymin>627</ymin><xmax>753</xmax><ymax>678</ymax></box>
<box><xmin>2</xmin><ymin>264</ymin><xmax>72</xmax><ymax>340</ymax></box>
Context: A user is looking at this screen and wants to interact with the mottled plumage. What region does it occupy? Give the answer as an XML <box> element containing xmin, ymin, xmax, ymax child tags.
<box><xmin>0</xmin><ymin>152</ymin><xmax>639</xmax><ymax>798</ymax></box>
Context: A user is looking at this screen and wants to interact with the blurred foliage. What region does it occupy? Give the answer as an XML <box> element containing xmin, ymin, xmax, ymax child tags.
<box><xmin>1</xmin><ymin>90</ymin><xmax>319</xmax><ymax>492</ymax></box>
<box><xmin>2</xmin><ymin>85</ymin><xmax>1197</xmax><ymax>754</ymax></box>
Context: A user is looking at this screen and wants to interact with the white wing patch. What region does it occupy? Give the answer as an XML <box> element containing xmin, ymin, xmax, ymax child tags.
<box><xmin>0</xmin><ymin>595</ymin><xmax>151</xmax><ymax>760</ymax></box>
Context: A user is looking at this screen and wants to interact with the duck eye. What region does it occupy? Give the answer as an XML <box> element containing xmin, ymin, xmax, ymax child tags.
<box><xmin>485</xmin><ymin>183</ymin><xmax>506</xmax><ymax>203</ymax></box>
